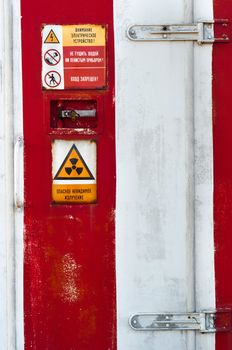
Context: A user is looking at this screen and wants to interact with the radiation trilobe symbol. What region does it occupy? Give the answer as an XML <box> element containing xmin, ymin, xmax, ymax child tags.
<box><xmin>54</xmin><ymin>144</ymin><xmax>95</xmax><ymax>180</ymax></box>
<box><xmin>65</xmin><ymin>157</ymin><xmax>84</xmax><ymax>176</ymax></box>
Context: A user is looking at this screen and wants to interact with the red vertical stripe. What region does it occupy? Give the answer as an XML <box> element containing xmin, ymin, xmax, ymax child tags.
<box><xmin>21</xmin><ymin>1</ymin><xmax>116</xmax><ymax>349</ymax></box>
<box><xmin>213</xmin><ymin>2</ymin><xmax>232</xmax><ymax>349</ymax></box>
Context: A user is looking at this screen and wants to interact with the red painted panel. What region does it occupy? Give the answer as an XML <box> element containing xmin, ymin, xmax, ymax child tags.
<box><xmin>213</xmin><ymin>2</ymin><xmax>232</xmax><ymax>349</ymax></box>
<box><xmin>21</xmin><ymin>1</ymin><xmax>116</xmax><ymax>349</ymax></box>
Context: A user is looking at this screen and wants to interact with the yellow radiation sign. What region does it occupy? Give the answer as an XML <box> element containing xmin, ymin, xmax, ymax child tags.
<box><xmin>54</xmin><ymin>144</ymin><xmax>94</xmax><ymax>180</ymax></box>
<box><xmin>52</xmin><ymin>140</ymin><xmax>96</xmax><ymax>203</ymax></box>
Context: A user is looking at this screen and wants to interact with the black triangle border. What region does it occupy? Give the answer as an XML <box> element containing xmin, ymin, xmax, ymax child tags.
<box><xmin>54</xmin><ymin>144</ymin><xmax>95</xmax><ymax>180</ymax></box>
<box><xmin>44</xmin><ymin>29</ymin><xmax>60</xmax><ymax>44</ymax></box>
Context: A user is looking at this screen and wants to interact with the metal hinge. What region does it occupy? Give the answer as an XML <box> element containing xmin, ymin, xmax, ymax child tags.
<box><xmin>129</xmin><ymin>310</ymin><xmax>232</xmax><ymax>333</ymax></box>
<box><xmin>127</xmin><ymin>20</ymin><xmax>230</xmax><ymax>44</ymax></box>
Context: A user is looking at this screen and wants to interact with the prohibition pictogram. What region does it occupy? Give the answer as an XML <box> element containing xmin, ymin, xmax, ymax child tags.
<box><xmin>44</xmin><ymin>71</ymin><xmax>61</xmax><ymax>88</ymax></box>
<box><xmin>44</xmin><ymin>49</ymin><xmax>61</xmax><ymax>66</ymax></box>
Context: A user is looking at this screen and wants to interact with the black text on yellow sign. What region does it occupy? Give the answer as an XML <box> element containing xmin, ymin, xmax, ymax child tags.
<box><xmin>52</xmin><ymin>143</ymin><xmax>97</xmax><ymax>204</ymax></box>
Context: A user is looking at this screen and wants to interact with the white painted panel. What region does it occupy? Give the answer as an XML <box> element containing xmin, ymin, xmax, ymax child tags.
<box><xmin>0</xmin><ymin>0</ymin><xmax>24</xmax><ymax>349</ymax></box>
<box><xmin>0</xmin><ymin>1</ymin><xmax>8</xmax><ymax>348</ymax></box>
<box><xmin>13</xmin><ymin>0</ymin><xmax>24</xmax><ymax>347</ymax></box>
<box><xmin>0</xmin><ymin>0</ymin><xmax>16</xmax><ymax>348</ymax></box>
<box><xmin>114</xmin><ymin>0</ymin><xmax>215</xmax><ymax>349</ymax></box>
<box><xmin>194</xmin><ymin>2</ymin><xmax>215</xmax><ymax>349</ymax></box>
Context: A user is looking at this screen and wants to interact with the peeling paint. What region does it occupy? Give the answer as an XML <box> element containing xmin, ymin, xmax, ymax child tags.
<box><xmin>61</xmin><ymin>254</ymin><xmax>79</xmax><ymax>303</ymax></box>
<box><xmin>48</xmin><ymin>251</ymin><xmax>80</xmax><ymax>303</ymax></box>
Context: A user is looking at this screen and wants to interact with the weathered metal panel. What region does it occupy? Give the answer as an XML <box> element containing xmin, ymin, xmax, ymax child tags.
<box><xmin>21</xmin><ymin>1</ymin><xmax>116</xmax><ymax>349</ymax></box>
<box><xmin>0</xmin><ymin>0</ymin><xmax>217</xmax><ymax>348</ymax></box>
<box><xmin>0</xmin><ymin>0</ymin><xmax>24</xmax><ymax>349</ymax></box>
<box><xmin>114</xmin><ymin>0</ymin><xmax>215</xmax><ymax>349</ymax></box>
<box><xmin>213</xmin><ymin>1</ymin><xmax>232</xmax><ymax>349</ymax></box>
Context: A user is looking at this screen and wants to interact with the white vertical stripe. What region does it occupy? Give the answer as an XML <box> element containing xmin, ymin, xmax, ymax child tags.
<box><xmin>0</xmin><ymin>1</ymin><xmax>8</xmax><ymax>347</ymax></box>
<box><xmin>194</xmin><ymin>1</ymin><xmax>215</xmax><ymax>350</ymax></box>
<box><xmin>0</xmin><ymin>0</ymin><xmax>16</xmax><ymax>348</ymax></box>
<box><xmin>13</xmin><ymin>0</ymin><xmax>24</xmax><ymax>348</ymax></box>
<box><xmin>0</xmin><ymin>0</ymin><xmax>24</xmax><ymax>348</ymax></box>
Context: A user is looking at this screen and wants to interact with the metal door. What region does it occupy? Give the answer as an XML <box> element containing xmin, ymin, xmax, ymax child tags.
<box><xmin>2</xmin><ymin>0</ymin><xmax>232</xmax><ymax>349</ymax></box>
<box><xmin>114</xmin><ymin>0</ymin><xmax>215</xmax><ymax>349</ymax></box>
<box><xmin>20</xmin><ymin>1</ymin><xmax>116</xmax><ymax>349</ymax></box>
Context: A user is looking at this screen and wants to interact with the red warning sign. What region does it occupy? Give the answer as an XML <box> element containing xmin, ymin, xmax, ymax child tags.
<box><xmin>63</xmin><ymin>46</ymin><xmax>106</xmax><ymax>88</ymax></box>
<box><xmin>62</xmin><ymin>25</ymin><xmax>106</xmax><ymax>89</ymax></box>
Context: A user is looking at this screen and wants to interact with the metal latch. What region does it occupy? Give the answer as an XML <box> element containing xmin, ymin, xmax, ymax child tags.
<box><xmin>129</xmin><ymin>310</ymin><xmax>232</xmax><ymax>333</ymax></box>
<box><xmin>59</xmin><ymin>109</ymin><xmax>96</xmax><ymax>121</ymax></box>
<box><xmin>127</xmin><ymin>20</ymin><xmax>230</xmax><ymax>44</ymax></box>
